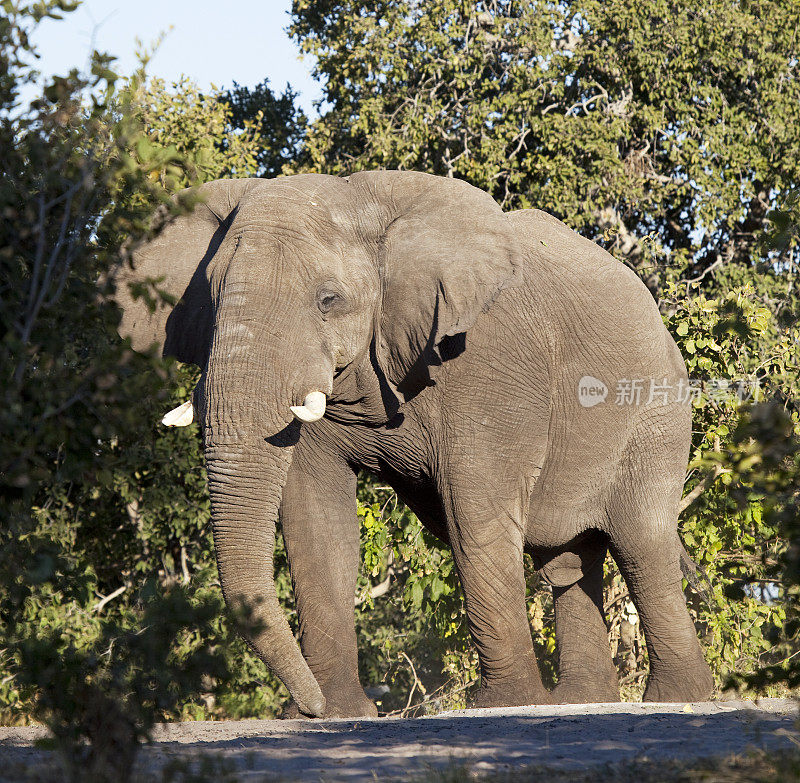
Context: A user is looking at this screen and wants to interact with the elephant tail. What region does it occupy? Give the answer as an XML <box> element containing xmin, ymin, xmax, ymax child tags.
<box><xmin>679</xmin><ymin>544</ymin><xmax>715</xmax><ymax>608</ymax></box>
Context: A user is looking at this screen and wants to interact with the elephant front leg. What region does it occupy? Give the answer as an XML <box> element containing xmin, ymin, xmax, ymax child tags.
<box><xmin>280</xmin><ymin>441</ymin><xmax>377</xmax><ymax>719</ymax></box>
<box><xmin>444</xmin><ymin>494</ymin><xmax>549</xmax><ymax>708</ymax></box>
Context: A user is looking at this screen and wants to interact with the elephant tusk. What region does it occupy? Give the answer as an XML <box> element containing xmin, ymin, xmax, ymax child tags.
<box><xmin>162</xmin><ymin>400</ymin><xmax>194</xmax><ymax>427</ymax></box>
<box><xmin>289</xmin><ymin>391</ymin><xmax>326</xmax><ymax>423</ymax></box>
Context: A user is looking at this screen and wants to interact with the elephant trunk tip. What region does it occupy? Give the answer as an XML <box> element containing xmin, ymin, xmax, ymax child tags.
<box><xmin>297</xmin><ymin>690</ymin><xmax>327</xmax><ymax>718</ymax></box>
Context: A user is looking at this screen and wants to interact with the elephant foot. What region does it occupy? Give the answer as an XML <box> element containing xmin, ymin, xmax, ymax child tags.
<box><xmin>550</xmin><ymin>679</ymin><xmax>620</xmax><ymax>704</ymax></box>
<box><xmin>643</xmin><ymin>665</ymin><xmax>714</xmax><ymax>703</ymax></box>
<box><xmin>550</xmin><ymin>661</ymin><xmax>620</xmax><ymax>704</ymax></box>
<box><xmin>282</xmin><ymin>682</ymin><xmax>378</xmax><ymax>720</ymax></box>
<box><xmin>469</xmin><ymin>677</ymin><xmax>551</xmax><ymax>709</ymax></box>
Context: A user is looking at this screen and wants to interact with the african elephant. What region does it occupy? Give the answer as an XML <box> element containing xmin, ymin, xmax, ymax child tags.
<box><xmin>114</xmin><ymin>171</ymin><xmax>713</xmax><ymax>718</ymax></box>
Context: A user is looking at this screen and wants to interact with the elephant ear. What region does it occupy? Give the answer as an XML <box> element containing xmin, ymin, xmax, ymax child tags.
<box><xmin>349</xmin><ymin>170</ymin><xmax>522</xmax><ymax>402</ymax></box>
<box><xmin>114</xmin><ymin>178</ymin><xmax>263</xmax><ymax>365</ymax></box>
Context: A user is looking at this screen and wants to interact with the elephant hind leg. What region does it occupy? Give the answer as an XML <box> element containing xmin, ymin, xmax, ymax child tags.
<box><xmin>544</xmin><ymin>537</ymin><xmax>620</xmax><ymax>704</ymax></box>
<box><xmin>608</xmin><ymin>526</ymin><xmax>713</xmax><ymax>702</ymax></box>
<box><xmin>606</xmin><ymin>414</ymin><xmax>713</xmax><ymax>702</ymax></box>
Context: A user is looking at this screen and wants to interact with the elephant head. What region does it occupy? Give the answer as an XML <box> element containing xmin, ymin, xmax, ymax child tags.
<box><xmin>113</xmin><ymin>171</ymin><xmax>522</xmax><ymax>716</ymax></box>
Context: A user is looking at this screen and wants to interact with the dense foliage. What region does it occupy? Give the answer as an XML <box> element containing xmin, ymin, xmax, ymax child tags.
<box><xmin>222</xmin><ymin>78</ymin><xmax>308</xmax><ymax>177</ymax></box>
<box><xmin>0</xmin><ymin>1</ymin><xmax>798</xmax><ymax>773</ymax></box>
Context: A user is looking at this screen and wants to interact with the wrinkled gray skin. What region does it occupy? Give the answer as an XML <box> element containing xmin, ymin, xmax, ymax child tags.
<box><xmin>114</xmin><ymin>171</ymin><xmax>713</xmax><ymax>718</ymax></box>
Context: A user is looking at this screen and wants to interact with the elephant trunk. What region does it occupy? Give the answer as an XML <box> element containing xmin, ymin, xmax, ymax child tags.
<box><xmin>202</xmin><ymin>334</ymin><xmax>326</xmax><ymax>716</ymax></box>
<box><xmin>204</xmin><ymin>434</ymin><xmax>325</xmax><ymax>717</ymax></box>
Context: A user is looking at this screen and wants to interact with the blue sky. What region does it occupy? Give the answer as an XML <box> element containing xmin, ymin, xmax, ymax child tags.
<box><xmin>26</xmin><ymin>0</ymin><xmax>322</xmax><ymax>115</ymax></box>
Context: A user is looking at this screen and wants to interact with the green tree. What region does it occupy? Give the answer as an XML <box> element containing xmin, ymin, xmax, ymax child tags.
<box><xmin>133</xmin><ymin>75</ymin><xmax>264</xmax><ymax>187</ymax></box>
<box><xmin>663</xmin><ymin>285</ymin><xmax>798</xmax><ymax>687</ymax></box>
<box><xmin>222</xmin><ymin>78</ymin><xmax>308</xmax><ymax>177</ymax></box>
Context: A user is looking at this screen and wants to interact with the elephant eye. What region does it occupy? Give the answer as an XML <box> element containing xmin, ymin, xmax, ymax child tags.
<box><xmin>317</xmin><ymin>288</ymin><xmax>344</xmax><ymax>315</ymax></box>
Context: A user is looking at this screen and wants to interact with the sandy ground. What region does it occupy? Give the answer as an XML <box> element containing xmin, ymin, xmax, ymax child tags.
<box><xmin>1</xmin><ymin>699</ymin><xmax>797</xmax><ymax>781</ymax></box>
